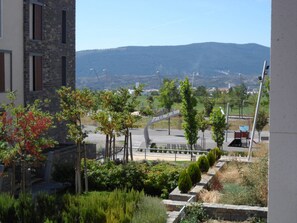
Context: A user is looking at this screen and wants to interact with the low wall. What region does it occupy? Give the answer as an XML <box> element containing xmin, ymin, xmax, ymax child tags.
<box><xmin>202</xmin><ymin>203</ymin><xmax>268</xmax><ymax>221</ymax></box>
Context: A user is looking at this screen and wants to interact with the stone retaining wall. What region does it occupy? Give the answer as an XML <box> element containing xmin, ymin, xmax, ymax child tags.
<box><xmin>202</xmin><ymin>203</ymin><xmax>268</xmax><ymax>221</ymax></box>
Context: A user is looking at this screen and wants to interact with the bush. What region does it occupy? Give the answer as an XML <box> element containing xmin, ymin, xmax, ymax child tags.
<box><xmin>207</xmin><ymin>151</ymin><xmax>216</xmax><ymax>167</ymax></box>
<box><xmin>131</xmin><ymin>196</ymin><xmax>167</xmax><ymax>223</ymax></box>
<box><xmin>181</xmin><ymin>203</ymin><xmax>208</xmax><ymax>223</ymax></box>
<box><xmin>187</xmin><ymin>163</ymin><xmax>201</xmax><ymax>184</ymax></box>
<box><xmin>178</xmin><ymin>170</ymin><xmax>192</xmax><ymax>193</ymax></box>
<box><xmin>211</xmin><ymin>147</ymin><xmax>221</xmax><ymax>160</ymax></box>
<box><xmin>0</xmin><ymin>193</ymin><xmax>16</xmax><ymax>223</ymax></box>
<box><xmin>197</xmin><ymin>155</ymin><xmax>210</xmax><ymax>173</ymax></box>
<box><xmin>15</xmin><ymin>193</ymin><xmax>35</xmax><ymax>223</ymax></box>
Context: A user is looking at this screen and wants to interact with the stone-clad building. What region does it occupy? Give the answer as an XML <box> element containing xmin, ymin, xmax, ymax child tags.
<box><xmin>0</xmin><ymin>0</ymin><xmax>75</xmax><ymax>142</ymax></box>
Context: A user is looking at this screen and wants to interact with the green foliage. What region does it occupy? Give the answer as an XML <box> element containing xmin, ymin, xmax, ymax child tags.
<box><xmin>220</xmin><ymin>157</ymin><xmax>268</xmax><ymax>207</ymax></box>
<box><xmin>34</xmin><ymin>193</ymin><xmax>58</xmax><ymax>223</ymax></box>
<box><xmin>196</xmin><ymin>111</ymin><xmax>209</xmax><ymax>132</ymax></box>
<box><xmin>178</xmin><ymin>169</ymin><xmax>192</xmax><ymax>193</ymax></box>
<box><xmin>180</xmin><ymin>77</ymin><xmax>198</xmax><ymax>150</ymax></box>
<box><xmin>15</xmin><ymin>193</ymin><xmax>35</xmax><ymax>223</ymax></box>
<box><xmin>210</xmin><ymin>108</ymin><xmax>226</xmax><ymax>148</ymax></box>
<box><xmin>0</xmin><ymin>190</ymin><xmax>164</xmax><ymax>223</ymax></box>
<box><xmin>194</xmin><ymin>86</ymin><xmax>208</xmax><ymax>97</ymax></box>
<box><xmin>197</xmin><ymin>155</ymin><xmax>210</xmax><ymax>173</ymax></box>
<box><xmin>187</xmin><ymin>163</ymin><xmax>201</xmax><ymax>184</ymax></box>
<box><xmin>158</xmin><ymin>79</ymin><xmax>180</xmax><ymax>111</ymax></box>
<box><xmin>144</xmin><ymin>162</ymin><xmax>183</xmax><ymax>198</ymax></box>
<box><xmin>211</xmin><ymin>147</ymin><xmax>222</xmax><ymax>160</ymax></box>
<box><xmin>180</xmin><ymin>203</ymin><xmax>208</xmax><ymax>223</ymax></box>
<box><xmin>201</xmin><ymin>97</ymin><xmax>215</xmax><ymax>117</ymax></box>
<box><xmin>86</xmin><ymin>160</ymin><xmax>182</xmax><ymax>198</ymax></box>
<box><xmin>229</xmin><ymin>83</ymin><xmax>248</xmax><ymax>117</ymax></box>
<box><xmin>207</xmin><ymin>151</ymin><xmax>216</xmax><ymax>167</ymax></box>
<box><xmin>0</xmin><ymin>193</ymin><xmax>16</xmax><ymax>222</ymax></box>
<box><xmin>256</xmin><ymin>110</ymin><xmax>269</xmax><ymax>133</ymax></box>
<box><xmin>131</xmin><ymin>196</ymin><xmax>167</xmax><ymax>223</ymax></box>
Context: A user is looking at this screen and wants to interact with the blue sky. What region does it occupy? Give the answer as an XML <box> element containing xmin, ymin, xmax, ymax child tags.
<box><xmin>76</xmin><ymin>0</ymin><xmax>271</xmax><ymax>51</ymax></box>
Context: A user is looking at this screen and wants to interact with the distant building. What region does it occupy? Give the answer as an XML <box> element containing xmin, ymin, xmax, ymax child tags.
<box><xmin>0</xmin><ymin>0</ymin><xmax>75</xmax><ymax>142</ymax></box>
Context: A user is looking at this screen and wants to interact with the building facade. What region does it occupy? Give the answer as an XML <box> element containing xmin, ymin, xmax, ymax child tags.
<box><xmin>0</xmin><ymin>0</ymin><xmax>75</xmax><ymax>141</ymax></box>
<box><xmin>0</xmin><ymin>0</ymin><xmax>24</xmax><ymax>105</ymax></box>
<box><xmin>269</xmin><ymin>0</ymin><xmax>297</xmax><ymax>222</ymax></box>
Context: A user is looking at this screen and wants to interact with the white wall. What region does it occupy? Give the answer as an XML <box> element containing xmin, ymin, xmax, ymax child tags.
<box><xmin>269</xmin><ymin>0</ymin><xmax>297</xmax><ymax>222</ymax></box>
<box><xmin>0</xmin><ymin>0</ymin><xmax>23</xmax><ymax>105</ymax></box>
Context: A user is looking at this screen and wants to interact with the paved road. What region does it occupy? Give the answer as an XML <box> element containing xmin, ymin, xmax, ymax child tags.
<box><xmin>84</xmin><ymin>125</ymin><xmax>269</xmax><ymax>161</ymax></box>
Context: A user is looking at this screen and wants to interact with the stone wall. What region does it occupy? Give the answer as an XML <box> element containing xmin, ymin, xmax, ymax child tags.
<box><xmin>23</xmin><ymin>0</ymin><xmax>75</xmax><ymax>142</ymax></box>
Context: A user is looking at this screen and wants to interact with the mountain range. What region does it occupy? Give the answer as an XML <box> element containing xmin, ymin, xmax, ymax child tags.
<box><xmin>76</xmin><ymin>42</ymin><xmax>270</xmax><ymax>89</ymax></box>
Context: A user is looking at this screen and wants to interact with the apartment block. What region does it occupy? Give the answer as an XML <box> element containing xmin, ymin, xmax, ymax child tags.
<box><xmin>0</xmin><ymin>0</ymin><xmax>75</xmax><ymax>142</ymax></box>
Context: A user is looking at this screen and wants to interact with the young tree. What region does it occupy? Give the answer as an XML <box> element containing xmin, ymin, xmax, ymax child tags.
<box><xmin>229</xmin><ymin>83</ymin><xmax>248</xmax><ymax>117</ymax></box>
<box><xmin>180</xmin><ymin>77</ymin><xmax>198</xmax><ymax>159</ymax></box>
<box><xmin>196</xmin><ymin>111</ymin><xmax>210</xmax><ymax>149</ymax></box>
<box><xmin>210</xmin><ymin>108</ymin><xmax>226</xmax><ymax>148</ymax></box>
<box><xmin>92</xmin><ymin>86</ymin><xmax>143</xmax><ymax>163</ymax></box>
<box><xmin>0</xmin><ymin>92</ymin><xmax>56</xmax><ymax>193</ymax></box>
<box><xmin>158</xmin><ymin>79</ymin><xmax>179</xmax><ymax>135</ymax></box>
<box><xmin>57</xmin><ymin>87</ymin><xmax>94</xmax><ymax>194</ymax></box>
<box><xmin>201</xmin><ymin>97</ymin><xmax>215</xmax><ymax>117</ymax></box>
<box><xmin>256</xmin><ymin>110</ymin><xmax>269</xmax><ymax>142</ymax></box>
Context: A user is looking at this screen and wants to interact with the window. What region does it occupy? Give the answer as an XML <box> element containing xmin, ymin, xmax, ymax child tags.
<box><xmin>0</xmin><ymin>53</ymin><xmax>4</xmax><ymax>92</ymax></box>
<box><xmin>32</xmin><ymin>4</ymin><xmax>42</xmax><ymax>40</ymax></box>
<box><xmin>62</xmin><ymin>56</ymin><xmax>66</xmax><ymax>86</ymax></box>
<box><xmin>0</xmin><ymin>51</ymin><xmax>12</xmax><ymax>93</ymax></box>
<box><xmin>62</xmin><ymin>10</ymin><xmax>66</xmax><ymax>43</ymax></box>
<box><xmin>30</xmin><ymin>55</ymin><xmax>42</xmax><ymax>91</ymax></box>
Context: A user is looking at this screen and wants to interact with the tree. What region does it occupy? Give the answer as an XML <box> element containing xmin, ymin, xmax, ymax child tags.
<box><xmin>0</xmin><ymin>92</ymin><xmax>56</xmax><ymax>193</ymax></box>
<box><xmin>158</xmin><ymin>79</ymin><xmax>179</xmax><ymax>135</ymax></box>
<box><xmin>196</xmin><ymin>111</ymin><xmax>210</xmax><ymax>149</ymax></box>
<box><xmin>57</xmin><ymin>87</ymin><xmax>94</xmax><ymax>194</ymax></box>
<box><xmin>92</xmin><ymin>86</ymin><xmax>143</xmax><ymax>163</ymax></box>
<box><xmin>195</xmin><ymin>86</ymin><xmax>208</xmax><ymax>97</ymax></box>
<box><xmin>256</xmin><ymin>110</ymin><xmax>269</xmax><ymax>142</ymax></box>
<box><xmin>210</xmin><ymin>108</ymin><xmax>226</xmax><ymax>148</ymax></box>
<box><xmin>201</xmin><ymin>97</ymin><xmax>215</xmax><ymax>117</ymax></box>
<box><xmin>180</xmin><ymin>77</ymin><xmax>198</xmax><ymax>159</ymax></box>
<box><xmin>229</xmin><ymin>83</ymin><xmax>248</xmax><ymax>117</ymax></box>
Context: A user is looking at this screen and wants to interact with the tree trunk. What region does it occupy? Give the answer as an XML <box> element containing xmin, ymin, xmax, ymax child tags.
<box><xmin>109</xmin><ymin>134</ymin><xmax>113</xmax><ymax>159</ymax></box>
<box><xmin>129</xmin><ymin>132</ymin><xmax>133</xmax><ymax>161</ymax></box>
<box><xmin>258</xmin><ymin>131</ymin><xmax>261</xmax><ymax>143</ymax></box>
<box><xmin>75</xmin><ymin>143</ymin><xmax>82</xmax><ymax>194</ymax></box>
<box><xmin>21</xmin><ymin>157</ymin><xmax>26</xmax><ymax>194</ymax></box>
<box><xmin>112</xmin><ymin>134</ymin><xmax>116</xmax><ymax>160</ymax></box>
<box><xmin>83</xmin><ymin>142</ymin><xmax>88</xmax><ymax>193</ymax></box>
<box><xmin>123</xmin><ymin>135</ymin><xmax>127</xmax><ymax>164</ymax></box>
<box><xmin>168</xmin><ymin>117</ymin><xmax>171</xmax><ymax>135</ymax></box>
<box><xmin>105</xmin><ymin>134</ymin><xmax>109</xmax><ymax>159</ymax></box>
<box><xmin>10</xmin><ymin>162</ymin><xmax>16</xmax><ymax>195</ymax></box>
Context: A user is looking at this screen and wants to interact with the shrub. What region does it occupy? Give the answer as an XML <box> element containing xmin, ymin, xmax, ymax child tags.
<box><xmin>0</xmin><ymin>193</ymin><xmax>16</xmax><ymax>223</ymax></box>
<box><xmin>187</xmin><ymin>163</ymin><xmax>201</xmax><ymax>184</ymax></box>
<box><xmin>15</xmin><ymin>193</ymin><xmax>35</xmax><ymax>223</ymax></box>
<box><xmin>212</xmin><ymin>147</ymin><xmax>222</xmax><ymax>160</ymax></box>
<box><xmin>131</xmin><ymin>196</ymin><xmax>167</xmax><ymax>223</ymax></box>
<box><xmin>181</xmin><ymin>203</ymin><xmax>208</xmax><ymax>223</ymax></box>
<box><xmin>35</xmin><ymin>193</ymin><xmax>58</xmax><ymax>222</ymax></box>
<box><xmin>144</xmin><ymin>162</ymin><xmax>182</xmax><ymax>198</ymax></box>
<box><xmin>207</xmin><ymin>151</ymin><xmax>216</xmax><ymax>167</ymax></box>
<box><xmin>178</xmin><ymin>170</ymin><xmax>192</xmax><ymax>193</ymax></box>
<box><xmin>197</xmin><ymin>155</ymin><xmax>210</xmax><ymax>173</ymax></box>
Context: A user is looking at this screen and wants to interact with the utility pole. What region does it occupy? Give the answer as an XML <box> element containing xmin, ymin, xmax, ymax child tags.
<box><xmin>247</xmin><ymin>61</ymin><xmax>269</xmax><ymax>160</ymax></box>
